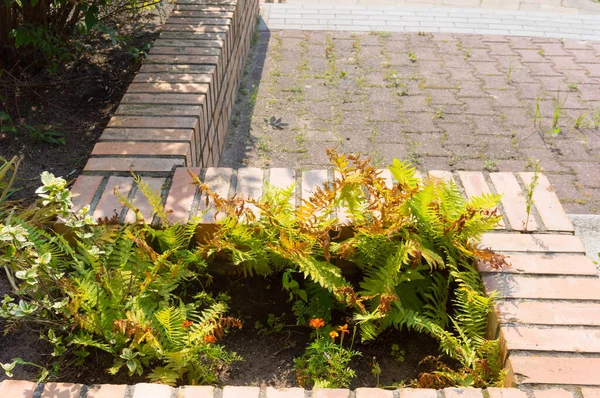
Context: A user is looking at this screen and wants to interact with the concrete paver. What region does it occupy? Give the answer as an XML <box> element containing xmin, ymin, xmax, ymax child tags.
<box><xmin>222</xmin><ymin>30</ymin><xmax>600</xmax><ymax>214</ymax></box>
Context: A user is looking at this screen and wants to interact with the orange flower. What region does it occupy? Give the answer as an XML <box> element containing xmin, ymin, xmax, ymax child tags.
<box><xmin>182</xmin><ymin>320</ymin><xmax>193</xmax><ymax>329</ymax></box>
<box><xmin>338</xmin><ymin>324</ymin><xmax>350</xmax><ymax>335</ymax></box>
<box><xmin>204</xmin><ymin>335</ymin><xmax>217</xmax><ymax>344</ymax></box>
<box><xmin>309</xmin><ymin>318</ymin><xmax>325</xmax><ymax>329</ymax></box>
<box><xmin>329</xmin><ymin>331</ymin><xmax>339</xmax><ymax>340</ymax></box>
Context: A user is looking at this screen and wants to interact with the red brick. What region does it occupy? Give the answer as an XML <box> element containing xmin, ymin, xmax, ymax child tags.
<box><xmin>177</xmin><ymin>385</ymin><xmax>214</xmax><ymax>398</ymax></box>
<box><xmin>167</xmin><ymin>17</ymin><xmax>231</xmax><ymax>25</ymax></box>
<box><xmin>269</xmin><ymin>168</ymin><xmax>296</xmax><ymax>206</ymax></box>
<box><xmin>132</xmin><ymin>383</ymin><xmax>172</xmax><ymax>398</ymax></box>
<box><xmin>124</xmin><ymin>177</ymin><xmax>167</xmax><ymax>224</ymax></box>
<box><xmin>100</xmin><ymin>128</ymin><xmax>195</xmax><ymax>143</ymax></box>
<box><xmin>399</xmin><ymin>389</ymin><xmax>437</xmax><ymax>398</ymax></box>
<box><xmin>92</xmin><ymin>142</ymin><xmax>191</xmax><ymax>162</ymax></box>
<box><xmin>153</xmin><ymin>37</ymin><xmax>224</xmax><ymax>47</ymax></box>
<box><xmin>378</xmin><ymin>168</ymin><xmax>394</xmax><ymax>189</ymax></box>
<box><xmin>171</xmin><ymin>10</ymin><xmax>234</xmax><ymax>18</ymax></box>
<box><xmin>165</xmin><ymin>167</ymin><xmax>201</xmax><ymax>224</ymax></box>
<box><xmin>139</xmin><ymin>63</ymin><xmax>217</xmax><ymax>74</ymax></box>
<box><xmin>87</xmin><ymin>384</ymin><xmax>128</xmax><ymax>398</ymax></box>
<box><xmin>486</xmin><ymin>388</ymin><xmax>527</xmax><ymax>398</ymax></box>
<box><xmin>355</xmin><ymin>388</ymin><xmax>393</xmax><ymax>398</ymax></box>
<box><xmin>133</xmin><ymin>72</ymin><xmax>214</xmax><ymax>84</ymax></box>
<box><xmin>121</xmin><ymin>93</ymin><xmax>208</xmax><ymax>106</ymax></box>
<box><xmin>582</xmin><ymin>388</ymin><xmax>600</xmax><ymax>398</ymax></box>
<box><xmin>42</xmin><ymin>383</ymin><xmax>83</xmax><ymax>398</ymax></box>
<box><xmin>459</xmin><ymin>171</ymin><xmax>491</xmax><ymax>199</ymax></box>
<box><xmin>222</xmin><ymin>386</ymin><xmax>260</xmax><ymax>398</ymax></box>
<box><xmin>236</xmin><ymin>168</ymin><xmax>263</xmax><ymax>217</ymax></box>
<box><xmin>197</xmin><ymin>167</ymin><xmax>233</xmax><ymax>222</ymax></box>
<box><xmin>70</xmin><ymin>175</ymin><xmax>103</xmax><ymax>213</ymax></box>
<box><xmin>93</xmin><ymin>176</ymin><xmax>134</xmax><ymax>220</ymax></box>
<box><xmin>519</xmin><ymin>173</ymin><xmax>573</xmax><ymax>232</ymax></box>
<box><xmin>312</xmin><ymin>389</ymin><xmax>350</xmax><ymax>398</ymax></box>
<box><xmin>482</xmin><ymin>274</ymin><xmax>600</xmax><ymax>300</ymax></box>
<box><xmin>0</xmin><ymin>380</ymin><xmax>36</xmax><ymax>398</ymax></box>
<box><xmin>478</xmin><ymin>254</ymin><xmax>598</xmax><ymax>275</ymax></box>
<box><xmin>269</xmin><ymin>168</ymin><xmax>296</xmax><ymax>190</ymax></box>
<box><xmin>265</xmin><ymin>387</ymin><xmax>305</xmax><ymax>398</ymax></box>
<box><xmin>150</xmin><ymin>46</ymin><xmax>221</xmax><ymax>57</ymax></box>
<box><xmin>107</xmin><ymin>116</ymin><xmax>199</xmax><ymax>131</ymax></box>
<box><xmin>480</xmin><ymin>233</ymin><xmax>585</xmax><ymax>253</ymax></box>
<box><xmin>501</xmin><ymin>325</ymin><xmax>600</xmax><ymax>354</ymax></box>
<box><xmin>99</xmin><ymin>128</ymin><xmax>197</xmax><ymax>165</ymax></box>
<box><xmin>489</xmin><ymin>172</ymin><xmax>537</xmax><ymax>231</ymax></box>
<box><xmin>495</xmin><ymin>301</ymin><xmax>600</xmax><ymax>326</ymax></box>
<box><xmin>115</xmin><ymin>104</ymin><xmax>203</xmax><ymax>117</ymax></box>
<box><xmin>534</xmin><ymin>390</ymin><xmax>575</xmax><ymax>398</ymax></box>
<box><xmin>458</xmin><ymin>171</ymin><xmax>505</xmax><ymax>229</ymax></box>
<box><xmin>428</xmin><ymin>170</ymin><xmax>454</xmax><ymax>182</ymax></box>
<box><xmin>84</xmin><ymin>158</ymin><xmax>184</xmax><ymax>173</ymax></box>
<box><xmin>128</xmin><ymin>82</ymin><xmax>210</xmax><ymax>94</ymax></box>
<box><xmin>146</xmin><ymin>54</ymin><xmax>220</xmax><ymax>65</ymax></box>
<box><xmin>302</xmin><ymin>170</ymin><xmax>328</xmax><ymax>202</ymax></box>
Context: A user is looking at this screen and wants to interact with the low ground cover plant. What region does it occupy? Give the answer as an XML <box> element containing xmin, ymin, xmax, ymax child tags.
<box><xmin>0</xmin><ymin>150</ymin><xmax>507</xmax><ymax>388</ymax></box>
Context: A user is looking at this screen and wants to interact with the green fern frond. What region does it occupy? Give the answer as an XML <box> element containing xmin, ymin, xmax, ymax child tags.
<box><xmin>388</xmin><ymin>159</ymin><xmax>420</xmax><ymax>191</ymax></box>
<box><xmin>132</xmin><ymin>174</ymin><xmax>170</xmax><ymax>227</ymax></box>
<box><xmin>155</xmin><ymin>303</ymin><xmax>187</xmax><ymax>347</ymax></box>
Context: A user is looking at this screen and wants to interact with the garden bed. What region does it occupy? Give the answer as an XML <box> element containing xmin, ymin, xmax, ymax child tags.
<box><xmin>0</xmin><ymin>273</ymin><xmax>446</xmax><ymax>388</ymax></box>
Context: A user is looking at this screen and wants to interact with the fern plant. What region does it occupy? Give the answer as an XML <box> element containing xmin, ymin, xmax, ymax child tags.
<box><xmin>190</xmin><ymin>149</ymin><xmax>508</xmax><ymax>387</ymax></box>
<box><xmin>0</xmin><ymin>172</ymin><xmax>241</xmax><ymax>385</ymax></box>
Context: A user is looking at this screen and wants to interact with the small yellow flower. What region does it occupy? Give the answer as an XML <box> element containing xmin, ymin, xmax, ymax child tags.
<box><xmin>338</xmin><ymin>324</ymin><xmax>350</xmax><ymax>335</ymax></box>
<box><xmin>330</xmin><ymin>331</ymin><xmax>339</xmax><ymax>340</ymax></box>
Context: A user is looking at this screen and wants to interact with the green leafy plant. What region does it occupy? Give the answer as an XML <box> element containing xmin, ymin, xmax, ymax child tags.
<box><xmin>0</xmin><ymin>172</ymin><xmax>241</xmax><ymax>385</ymax></box>
<box><xmin>294</xmin><ymin>321</ymin><xmax>360</xmax><ymax>389</ymax></box>
<box><xmin>190</xmin><ymin>150</ymin><xmax>507</xmax><ymax>388</ymax></box>
<box><xmin>408</xmin><ymin>52</ymin><xmax>417</xmax><ymax>63</ymax></box>
<box><xmin>523</xmin><ymin>159</ymin><xmax>541</xmax><ymax>231</ymax></box>
<box><xmin>533</xmin><ymin>96</ymin><xmax>542</xmax><ymax>128</ymax></box>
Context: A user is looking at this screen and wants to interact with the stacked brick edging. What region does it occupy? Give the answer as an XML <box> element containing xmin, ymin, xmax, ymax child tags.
<box><xmin>69</xmin><ymin>168</ymin><xmax>600</xmax><ymax>387</ymax></box>
<box><xmin>84</xmin><ymin>0</ymin><xmax>259</xmax><ymax>175</ymax></box>
<box><xmin>1</xmin><ymin>383</ymin><xmax>599</xmax><ymax>398</ymax></box>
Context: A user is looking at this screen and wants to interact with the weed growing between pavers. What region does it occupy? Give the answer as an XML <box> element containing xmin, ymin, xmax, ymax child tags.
<box><xmin>0</xmin><ymin>151</ymin><xmax>507</xmax><ymax>388</ymax></box>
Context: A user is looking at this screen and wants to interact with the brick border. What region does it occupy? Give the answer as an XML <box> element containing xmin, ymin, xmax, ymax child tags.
<box><xmin>2</xmin><ymin>383</ymin><xmax>599</xmax><ymax>398</ymax></box>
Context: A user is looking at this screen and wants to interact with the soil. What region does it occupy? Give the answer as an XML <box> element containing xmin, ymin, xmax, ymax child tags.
<box><xmin>0</xmin><ymin>272</ymin><xmax>449</xmax><ymax>388</ymax></box>
<box><xmin>0</xmin><ymin>7</ymin><xmax>171</xmax><ymax>202</ymax></box>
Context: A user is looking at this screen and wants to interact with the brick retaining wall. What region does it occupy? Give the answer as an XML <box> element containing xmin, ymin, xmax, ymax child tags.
<box><xmin>67</xmin><ymin>168</ymin><xmax>600</xmax><ymax>388</ymax></box>
<box><xmin>84</xmin><ymin>0</ymin><xmax>259</xmax><ymax>174</ymax></box>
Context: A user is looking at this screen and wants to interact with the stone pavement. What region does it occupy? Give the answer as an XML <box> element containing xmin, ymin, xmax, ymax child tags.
<box><xmin>280</xmin><ymin>0</ymin><xmax>600</xmax><ymax>15</ymax></box>
<box><xmin>221</xmin><ymin>30</ymin><xmax>600</xmax><ymax>214</ymax></box>
<box><xmin>260</xmin><ymin>4</ymin><xmax>600</xmax><ymax>40</ymax></box>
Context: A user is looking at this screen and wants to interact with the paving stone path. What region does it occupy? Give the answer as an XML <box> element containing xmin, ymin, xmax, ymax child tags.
<box><xmin>260</xmin><ymin>4</ymin><xmax>600</xmax><ymax>39</ymax></box>
<box><xmin>281</xmin><ymin>0</ymin><xmax>600</xmax><ymax>15</ymax></box>
<box><xmin>221</xmin><ymin>29</ymin><xmax>600</xmax><ymax>214</ymax></box>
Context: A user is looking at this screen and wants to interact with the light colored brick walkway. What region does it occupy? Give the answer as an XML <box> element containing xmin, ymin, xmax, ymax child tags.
<box><xmin>279</xmin><ymin>0</ymin><xmax>600</xmax><ymax>15</ymax></box>
<box><xmin>261</xmin><ymin>4</ymin><xmax>600</xmax><ymax>39</ymax></box>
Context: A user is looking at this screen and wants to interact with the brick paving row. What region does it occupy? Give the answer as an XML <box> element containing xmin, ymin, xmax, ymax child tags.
<box><xmin>261</xmin><ymin>4</ymin><xmax>600</xmax><ymax>39</ymax></box>
<box><xmin>281</xmin><ymin>0</ymin><xmax>600</xmax><ymax>15</ymax></box>
<box><xmin>222</xmin><ymin>30</ymin><xmax>600</xmax><ymax>214</ymax></box>
<box><xmin>1</xmin><ymin>382</ymin><xmax>600</xmax><ymax>398</ymax></box>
